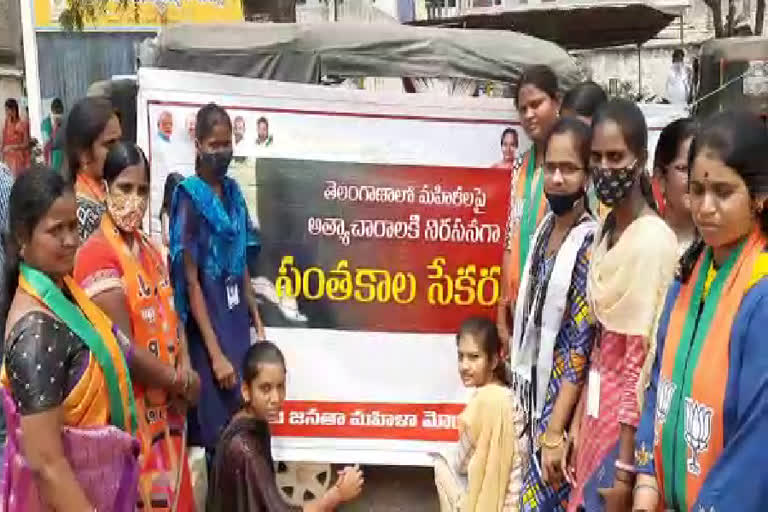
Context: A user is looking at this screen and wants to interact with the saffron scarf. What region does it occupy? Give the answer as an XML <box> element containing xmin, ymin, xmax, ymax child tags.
<box><xmin>17</xmin><ymin>263</ymin><xmax>137</xmax><ymax>433</ymax></box>
<box><xmin>655</xmin><ymin>228</ymin><xmax>768</xmax><ymax>510</ymax></box>
<box><xmin>506</xmin><ymin>149</ymin><xmax>547</xmax><ymax>301</ymax></box>
<box><xmin>75</xmin><ymin>173</ymin><xmax>106</xmax><ymax>203</ymax></box>
<box><xmin>100</xmin><ymin>215</ymin><xmax>194</xmax><ymax>511</ymax></box>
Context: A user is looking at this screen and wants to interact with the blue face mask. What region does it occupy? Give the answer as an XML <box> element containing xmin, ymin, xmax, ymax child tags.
<box><xmin>200</xmin><ymin>150</ymin><xmax>233</xmax><ymax>177</ymax></box>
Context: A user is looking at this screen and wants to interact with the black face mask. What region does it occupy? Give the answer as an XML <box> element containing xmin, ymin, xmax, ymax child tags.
<box><xmin>591</xmin><ymin>164</ymin><xmax>638</xmax><ymax>207</ymax></box>
<box><xmin>545</xmin><ymin>190</ymin><xmax>584</xmax><ymax>216</ymax></box>
<box><xmin>200</xmin><ymin>150</ymin><xmax>233</xmax><ymax>178</ymax></box>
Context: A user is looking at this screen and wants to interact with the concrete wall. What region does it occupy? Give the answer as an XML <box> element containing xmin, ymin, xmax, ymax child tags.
<box><xmin>578</xmin><ymin>0</ymin><xmax>764</xmax><ymax>100</ymax></box>
<box><xmin>576</xmin><ymin>44</ymin><xmax>700</xmax><ymax>101</ymax></box>
<box><xmin>297</xmin><ymin>0</ymin><xmax>399</xmax><ymax>22</ymax></box>
<box><xmin>0</xmin><ymin>0</ymin><xmax>22</xmax><ymax>67</ymax></box>
<box><xmin>0</xmin><ymin>0</ymin><xmax>24</xmax><ymax>144</ymax></box>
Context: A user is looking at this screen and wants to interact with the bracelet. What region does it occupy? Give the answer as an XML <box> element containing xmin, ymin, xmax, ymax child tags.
<box><xmin>615</xmin><ymin>460</ymin><xmax>638</xmax><ymax>474</ymax></box>
<box><xmin>633</xmin><ymin>484</ymin><xmax>660</xmax><ymax>496</ymax></box>
<box><xmin>539</xmin><ymin>431</ymin><xmax>564</xmax><ymax>449</ymax></box>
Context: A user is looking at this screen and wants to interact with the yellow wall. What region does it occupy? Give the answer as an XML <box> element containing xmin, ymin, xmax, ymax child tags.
<box><xmin>34</xmin><ymin>0</ymin><xmax>243</xmax><ymax>30</ymax></box>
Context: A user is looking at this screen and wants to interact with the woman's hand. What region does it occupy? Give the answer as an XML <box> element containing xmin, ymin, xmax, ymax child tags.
<box><xmin>541</xmin><ymin>433</ymin><xmax>566</xmax><ymax>487</ymax></box>
<box><xmin>335</xmin><ymin>466</ymin><xmax>364</xmax><ymax>502</ymax></box>
<box><xmin>598</xmin><ymin>479</ymin><xmax>633</xmax><ymax>512</ymax></box>
<box><xmin>632</xmin><ymin>474</ymin><xmax>660</xmax><ymax>512</ymax></box>
<box><xmin>183</xmin><ymin>368</ymin><xmax>201</xmax><ymax>405</ymax></box>
<box><xmin>561</xmin><ymin>425</ymin><xmax>578</xmax><ymax>485</ymax></box>
<box><xmin>211</xmin><ymin>352</ymin><xmax>237</xmax><ymax>389</ymax></box>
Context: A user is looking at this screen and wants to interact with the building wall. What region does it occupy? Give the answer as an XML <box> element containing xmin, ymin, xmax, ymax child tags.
<box><xmin>297</xmin><ymin>0</ymin><xmax>399</xmax><ymax>22</ymax></box>
<box><xmin>576</xmin><ymin>44</ymin><xmax>700</xmax><ymax>101</ymax></box>
<box><xmin>0</xmin><ymin>0</ymin><xmax>24</xmax><ymax>141</ymax></box>
<box><xmin>0</xmin><ymin>0</ymin><xmax>22</xmax><ymax>67</ymax></box>
<box><xmin>36</xmin><ymin>32</ymin><xmax>152</xmax><ymax>115</ymax></box>
<box><xmin>580</xmin><ymin>0</ymin><xmax>763</xmax><ymax>100</ymax></box>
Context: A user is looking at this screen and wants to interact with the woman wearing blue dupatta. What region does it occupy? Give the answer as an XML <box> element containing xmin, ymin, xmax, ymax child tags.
<box><xmin>170</xmin><ymin>103</ymin><xmax>265</xmax><ymax>452</ymax></box>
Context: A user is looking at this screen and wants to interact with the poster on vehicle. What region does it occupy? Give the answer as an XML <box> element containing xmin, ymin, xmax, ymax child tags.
<box><xmin>137</xmin><ymin>68</ymin><xmax>685</xmax><ymax>465</ymax></box>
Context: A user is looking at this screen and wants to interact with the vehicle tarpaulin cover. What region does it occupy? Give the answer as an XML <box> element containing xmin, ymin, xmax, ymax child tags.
<box><xmin>147</xmin><ymin>22</ymin><xmax>581</xmax><ymax>86</ymax></box>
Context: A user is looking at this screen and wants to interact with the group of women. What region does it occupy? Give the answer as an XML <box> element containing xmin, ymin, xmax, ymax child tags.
<box><xmin>439</xmin><ymin>65</ymin><xmax>768</xmax><ymax>512</ymax></box>
<box><xmin>1</xmin><ymin>63</ymin><xmax>767</xmax><ymax>512</ymax></box>
<box><xmin>0</xmin><ymin>95</ymin><xmax>274</xmax><ymax>510</ymax></box>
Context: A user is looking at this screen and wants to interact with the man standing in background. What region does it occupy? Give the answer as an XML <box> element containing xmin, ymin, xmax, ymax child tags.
<box><xmin>665</xmin><ymin>49</ymin><xmax>691</xmax><ymax>105</ymax></box>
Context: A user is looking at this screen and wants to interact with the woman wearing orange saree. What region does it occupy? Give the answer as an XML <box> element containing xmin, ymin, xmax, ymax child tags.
<box><xmin>75</xmin><ymin>142</ymin><xmax>200</xmax><ymax>511</ymax></box>
<box><xmin>498</xmin><ymin>66</ymin><xmax>561</xmax><ymax>356</ymax></box>
<box><xmin>2</xmin><ymin>99</ymin><xmax>30</xmax><ymax>176</ymax></box>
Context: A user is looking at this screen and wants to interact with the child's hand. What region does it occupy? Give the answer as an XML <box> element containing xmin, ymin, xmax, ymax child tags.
<box><xmin>335</xmin><ymin>466</ymin><xmax>364</xmax><ymax>502</ymax></box>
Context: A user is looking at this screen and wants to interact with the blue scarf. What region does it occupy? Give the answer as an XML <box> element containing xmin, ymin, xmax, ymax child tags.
<box><xmin>169</xmin><ymin>175</ymin><xmax>259</xmax><ymax>322</ymax></box>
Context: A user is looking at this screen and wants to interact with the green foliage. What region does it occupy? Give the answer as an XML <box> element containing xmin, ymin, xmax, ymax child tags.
<box><xmin>58</xmin><ymin>0</ymin><xmax>139</xmax><ymax>31</ymax></box>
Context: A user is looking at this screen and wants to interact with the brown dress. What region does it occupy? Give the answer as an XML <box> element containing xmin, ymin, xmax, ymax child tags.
<box><xmin>207</xmin><ymin>415</ymin><xmax>292</xmax><ymax>512</ymax></box>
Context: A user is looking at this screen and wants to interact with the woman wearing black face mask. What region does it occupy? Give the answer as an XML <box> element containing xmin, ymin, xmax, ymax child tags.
<box><xmin>566</xmin><ymin>99</ymin><xmax>678</xmax><ymax>512</ymax></box>
<box><xmin>169</xmin><ymin>103</ymin><xmax>264</xmax><ymax>455</ymax></box>
<box><xmin>511</xmin><ymin>118</ymin><xmax>598</xmax><ymax>512</ymax></box>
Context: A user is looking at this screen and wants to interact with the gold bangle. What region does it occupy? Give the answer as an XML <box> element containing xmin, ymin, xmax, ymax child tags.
<box><xmin>539</xmin><ymin>432</ymin><xmax>564</xmax><ymax>449</ymax></box>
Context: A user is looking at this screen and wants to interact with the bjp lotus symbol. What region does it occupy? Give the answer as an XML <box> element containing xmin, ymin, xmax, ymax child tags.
<box><xmin>684</xmin><ymin>397</ymin><xmax>713</xmax><ymax>476</ymax></box>
<box><xmin>654</xmin><ymin>379</ymin><xmax>676</xmax><ymax>444</ymax></box>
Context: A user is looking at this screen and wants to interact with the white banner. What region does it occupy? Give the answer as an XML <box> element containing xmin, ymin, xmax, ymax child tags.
<box><xmin>137</xmin><ymin>68</ymin><xmax>684</xmax><ymax>466</ymax></box>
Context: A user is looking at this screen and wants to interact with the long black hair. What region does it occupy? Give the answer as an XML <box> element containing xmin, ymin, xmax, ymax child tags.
<box><xmin>653</xmin><ymin>117</ymin><xmax>697</xmax><ymax>176</ymax></box>
<box><xmin>561</xmin><ymin>81</ymin><xmax>607</xmax><ymax>119</ymax></box>
<box><xmin>592</xmin><ymin>99</ymin><xmax>658</xmax><ymax>217</ymax></box>
<box><xmin>679</xmin><ymin>111</ymin><xmax>768</xmax><ymax>282</ymax></box>
<box><xmin>161</xmin><ymin>172</ymin><xmax>184</xmax><ymax>218</ymax></box>
<box><xmin>65</xmin><ymin>96</ymin><xmax>115</xmax><ymax>180</ymax></box>
<box><xmin>0</xmin><ymin>167</ymin><xmax>73</xmax><ymax>336</ymax></box>
<box><xmin>103</xmin><ymin>141</ymin><xmax>149</xmax><ymax>186</ymax></box>
<box><xmin>457</xmin><ymin>316</ymin><xmax>508</xmax><ymax>386</ymax></box>
<box><xmin>194</xmin><ymin>103</ymin><xmax>231</xmax><ymax>171</ymax></box>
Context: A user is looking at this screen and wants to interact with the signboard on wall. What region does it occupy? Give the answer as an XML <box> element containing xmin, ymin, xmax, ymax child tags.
<box><xmin>33</xmin><ymin>0</ymin><xmax>243</xmax><ymax>30</ymax></box>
